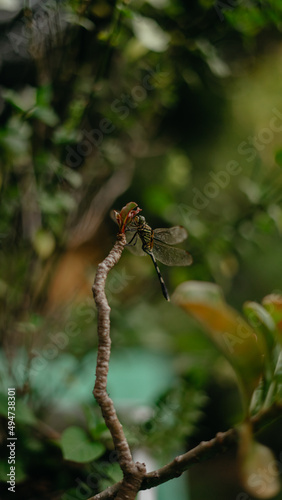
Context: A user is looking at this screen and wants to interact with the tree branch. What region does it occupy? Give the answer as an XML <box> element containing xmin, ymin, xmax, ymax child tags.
<box><xmin>88</xmin><ymin>403</ymin><xmax>282</xmax><ymax>500</ymax></box>
<box><xmin>92</xmin><ymin>233</ymin><xmax>132</xmax><ymax>471</ymax></box>
<box><xmin>92</xmin><ymin>233</ymin><xmax>146</xmax><ymax>498</ymax></box>
<box><xmin>87</xmin><ymin>428</ymin><xmax>237</xmax><ymax>500</ymax></box>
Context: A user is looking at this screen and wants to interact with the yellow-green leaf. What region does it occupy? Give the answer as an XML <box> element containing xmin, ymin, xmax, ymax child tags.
<box><xmin>172</xmin><ymin>281</ymin><xmax>264</xmax><ymax>408</ymax></box>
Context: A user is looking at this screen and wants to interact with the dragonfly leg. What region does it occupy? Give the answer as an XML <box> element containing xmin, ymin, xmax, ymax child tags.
<box><xmin>149</xmin><ymin>252</ymin><xmax>170</xmax><ymax>301</ymax></box>
<box><xmin>126</xmin><ymin>232</ymin><xmax>138</xmax><ymax>246</ymax></box>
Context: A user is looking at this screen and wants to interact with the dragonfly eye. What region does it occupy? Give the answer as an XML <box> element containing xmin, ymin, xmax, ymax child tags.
<box><xmin>139</xmin><ymin>216</ymin><xmax>145</xmax><ymax>223</ymax></box>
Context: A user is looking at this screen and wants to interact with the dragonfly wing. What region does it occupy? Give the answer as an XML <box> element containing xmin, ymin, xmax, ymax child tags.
<box><xmin>125</xmin><ymin>232</ymin><xmax>147</xmax><ymax>256</ymax></box>
<box><xmin>154</xmin><ymin>226</ymin><xmax>188</xmax><ymax>245</ymax></box>
<box><xmin>153</xmin><ymin>241</ymin><xmax>193</xmax><ymax>266</ymax></box>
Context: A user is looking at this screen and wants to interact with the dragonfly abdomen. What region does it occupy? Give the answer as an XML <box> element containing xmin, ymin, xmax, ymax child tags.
<box><xmin>149</xmin><ymin>252</ymin><xmax>170</xmax><ymax>301</ymax></box>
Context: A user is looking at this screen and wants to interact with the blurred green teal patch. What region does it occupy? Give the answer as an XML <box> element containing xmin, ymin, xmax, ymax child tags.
<box><xmin>107</xmin><ymin>349</ymin><xmax>174</xmax><ymax>406</ymax></box>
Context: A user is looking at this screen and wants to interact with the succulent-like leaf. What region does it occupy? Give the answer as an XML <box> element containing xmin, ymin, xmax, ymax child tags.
<box><xmin>111</xmin><ymin>202</ymin><xmax>141</xmax><ymax>233</ymax></box>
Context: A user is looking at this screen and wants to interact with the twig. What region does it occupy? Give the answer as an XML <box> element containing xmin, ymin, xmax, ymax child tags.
<box><xmin>87</xmin><ymin>402</ymin><xmax>282</xmax><ymax>499</ymax></box>
<box><xmin>87</xmin><ymin>429</ymin><xmax>237</xmax><ymax>500</ymax></box>
<box><xmin>142</xmin><ymin>429</ymin><xmax>236</xmax><ymax>489</ymax></box>
<box><xmin>92</xmin><ymin>233</ymin><xmax>146</xmax><ymax>499</ymax></box>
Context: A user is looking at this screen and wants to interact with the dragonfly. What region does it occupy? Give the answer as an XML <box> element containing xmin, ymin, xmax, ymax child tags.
<box><xmin>125</xmin><ymin>215</ymin><xmax>192</xmax><ymax>301</ymax></box>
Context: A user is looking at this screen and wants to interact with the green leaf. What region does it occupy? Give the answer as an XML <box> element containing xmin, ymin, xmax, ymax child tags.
<box><xmin>132</xmin><ymin>15</ymin><xmax>170</xmax><ymax>52</ymax></box>
<box><xmin>83</xmin><ymin>405</ymin><xmax>108</xmax><ymax>440</ymax></box>
<box><xmin>172</xmin><ymin>281</ymin><xmax>265</xmax><ymax>410</ymax></box>
<box><xmin>60</xmin><ymin>426</ymin><xmax>105</xmax><ymax>463</ymax></box>
<box><xmin>274</xmin><ymin>350</ymin><xmax>282</xmax><ymax>402</ymax></box>
<box><xmin>249</xmin><ymin>378</ymin><xmax>265</xmax><ymax>415</ymax></box>
<box><xmin>2</xmin><ymin>87</ymin><xmax>36</xmax><ymax>113</ymax></box>
<box><xmin>36</xmin><ymin>85</ymin><xmax>52</xmax><ymax>107</ymax></box>
<box><xmin>32</xmin><ymin>106</ymin><xmax>59</xmax><ymax>127</ymax></box>
<box><xmin>105</xmin><ymin>462</ymin><xmax>123</xmax><ymax>483</ymax></box>
<box><xmin>262</xmin><ymin>294</ymin><xmax>282</xmax><ymax>344</ymax></box>
<box><xmin>264</xmin><ymin>350</ymin><xmax>282</xmax><ymax>407</ymax></box>
<box><xmin>99</xmin><ymin>462</ymin><xmax>123</xmax><ymax>492</ymax></box>
<box><xmin>243</xmin><ymin>301</ymin><xmax>276</xmax><ymax>356</ymax></box>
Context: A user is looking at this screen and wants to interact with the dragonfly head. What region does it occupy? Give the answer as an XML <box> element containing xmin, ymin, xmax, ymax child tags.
<box><xmin>134</xmin><ymin>215</ymin><xmax>146</xmax><ymax>225</ymax></box>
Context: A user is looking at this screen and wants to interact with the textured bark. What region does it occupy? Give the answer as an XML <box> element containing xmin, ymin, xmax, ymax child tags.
<box><xmin>88</xmin><ymin>403</ymin><xmax>282</xmax><ymax>499</ymax></box>
<box><xmin>92</xmin><ymin>233</ymin><xmax>146</xmax><ymax>500</ymax></box>
<box><xmin>92</xmin><ymin>233</ymin><xmax>135</xmax><ymax>472</ymax></box>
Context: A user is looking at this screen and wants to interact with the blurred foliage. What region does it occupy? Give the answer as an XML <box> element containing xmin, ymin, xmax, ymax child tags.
<box><xmin>1</xmin><ymin>0</ymin><xmax>282</xmax><ymax>498</ymax></box>
<box><xmin>173</xmin><ymin>281</ymin><xmax>282</xmax><ymax>498</ymax></box>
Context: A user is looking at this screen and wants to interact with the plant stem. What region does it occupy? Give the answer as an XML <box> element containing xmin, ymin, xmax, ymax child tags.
<box><xmin>92</xmin><ymin>232</ymin><xmax>146</xmax><ymax>498</ymax></box>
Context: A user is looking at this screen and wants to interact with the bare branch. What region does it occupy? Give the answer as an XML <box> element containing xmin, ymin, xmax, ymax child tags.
<box><xmin>88</xmin><ymin>481</ymin><xmax>122</xmax><ymax>500</ymax></box>
<box><xmin>88</xmin><ymin>403</ymin><xmax>282</xmax><ymax>500</ymax></box>
<box><xmin>92</xmin><ymin>233</ymin><xmax>135</xmax><ymax>471</ymax></box>
<box><xmin>142</xmin><ymin>429</ymin><xmax>236</xmax><ymax>489</ymax></box>
<box><xmin>92</xmin><ymin>232</ymin><xmax>146</xmax><ymax>499</ymax></box>
<box><xmin>87</xmin><ymin>428</ymin><xmax>237</xmax><ymax>500</ymax></box>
